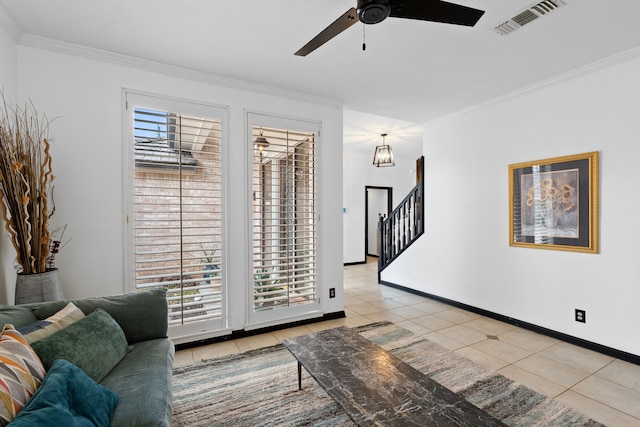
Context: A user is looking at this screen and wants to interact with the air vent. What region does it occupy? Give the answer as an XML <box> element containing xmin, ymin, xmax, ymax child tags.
<box><xmin>495</xmin><ymin>0</ymin><xmax>566</xmax><ymax>35</ymax></box>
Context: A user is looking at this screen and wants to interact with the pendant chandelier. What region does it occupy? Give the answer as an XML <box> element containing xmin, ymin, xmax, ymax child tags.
<box><xmin>372</xmin><ymin>133</ymin><xmax>394</xmax><ymax>167</ymax></box>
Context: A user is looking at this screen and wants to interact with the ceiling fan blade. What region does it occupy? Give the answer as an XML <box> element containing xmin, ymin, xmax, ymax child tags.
<box><xmin>295</xmin><ymin>7</ymin><xmax>359</xmax><ymax>56</ymax></box>
<box><xmin>389</xmin><ymin>0</ymin><xmax>485</xmax><ymax>27</ymax></box>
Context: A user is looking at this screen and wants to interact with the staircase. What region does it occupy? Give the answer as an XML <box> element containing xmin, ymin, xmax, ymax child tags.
<box><xmin>378</xmin><ymin>156</ymin><xmax>425</xmax><ymax>275</ymax></box>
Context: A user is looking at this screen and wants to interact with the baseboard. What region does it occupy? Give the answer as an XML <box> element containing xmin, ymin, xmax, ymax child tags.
<box><xmin>176</xmin><ymin>311</ymin><xmax>346</xmax><ymax>351</ymax></box>
<box><xmin>380</xmin><ymin>280</ymin><xmax>640</xmax><ymax>366</ymax></box>
<box><xmin>344</xmin><ymin>261</ymin><xmax>367</xmax><ymax>266</ymax></box>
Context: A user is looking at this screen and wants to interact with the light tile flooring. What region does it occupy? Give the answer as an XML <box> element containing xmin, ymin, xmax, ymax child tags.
<box><xmin>175</xmin><ymin>259</ymin><xmax>640</xmax><ymax>426</ymax></box>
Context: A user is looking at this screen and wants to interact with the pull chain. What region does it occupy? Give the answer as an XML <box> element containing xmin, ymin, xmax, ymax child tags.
<box><xmin>363</xmin><ymin>24</ymin><xmax>366</xmax><ymax>51</ymax></box>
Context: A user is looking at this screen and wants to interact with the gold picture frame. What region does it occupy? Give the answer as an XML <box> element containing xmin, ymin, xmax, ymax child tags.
<box><xmin>509</xmin><ymin>151</ymin><xmax>599</xmax><ymax>253</ymax></box>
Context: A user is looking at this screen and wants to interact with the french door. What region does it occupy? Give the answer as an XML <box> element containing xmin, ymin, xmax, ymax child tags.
<box><xmin>125</xmin><ymin>92</ymin><xmax>227</xmax><ymax>340</ymax></box>
<box><xmin>247</xmin><ymin>113</ymin><xmax>321</xmax><ymax>327</ymax></box>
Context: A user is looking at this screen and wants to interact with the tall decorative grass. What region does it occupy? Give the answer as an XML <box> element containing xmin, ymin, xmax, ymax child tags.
<box><xmin>0</xmin><ymin>96</ymin><xmax>54</xmax><ymax>274</ymax></box>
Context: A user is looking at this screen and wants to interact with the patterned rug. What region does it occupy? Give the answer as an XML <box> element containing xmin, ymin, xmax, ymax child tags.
<box><xmin>172</xmin><ymin>322</ymin><xmax>605</xmax><ymax>426</ymax></box>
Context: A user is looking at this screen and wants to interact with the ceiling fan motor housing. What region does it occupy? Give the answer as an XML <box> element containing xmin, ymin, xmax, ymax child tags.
<box><xmin>357</xmin><ymin>0</ymin><xmax>391</xmax><ymax>24</ymax></box>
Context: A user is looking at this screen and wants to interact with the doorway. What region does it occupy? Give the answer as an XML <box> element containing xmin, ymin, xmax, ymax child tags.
<box><xmin>365</xmin><ymin>186</ymin><xmax>393</xmax><ymax>259</ymax></box>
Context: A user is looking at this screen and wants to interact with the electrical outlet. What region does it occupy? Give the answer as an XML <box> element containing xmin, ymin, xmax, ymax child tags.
<box><xmin>329</xmin><ymin>288</ymin><xmax>336</xmax><ymax>298</ymax></box>
<box><xmin>575</xmin><ymin>309</ymin><xmax>586</xmax><ymax>323</ymax></box>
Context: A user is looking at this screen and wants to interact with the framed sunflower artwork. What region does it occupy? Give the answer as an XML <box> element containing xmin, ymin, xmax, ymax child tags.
<box><xmin>509</xmin><ymin>152</ymin><xmax>599</xmax><ymax>253</ymax></box>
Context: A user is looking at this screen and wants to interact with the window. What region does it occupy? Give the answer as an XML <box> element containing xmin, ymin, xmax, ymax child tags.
<box><xmin>134</xmin><ymin>109</ymin><xmax>197</xmax><ymax>170</ymax></box>
<box><xmin>126</xmin><ymin>92</ymin><xmax>226</xmax><ymax>338</ymax></box>
<box><xmin>250</xmin><ymin>119</ymin><xmax>318</xmax><ymax>322</ymax></box>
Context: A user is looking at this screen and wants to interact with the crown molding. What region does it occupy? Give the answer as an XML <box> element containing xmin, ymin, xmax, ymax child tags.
<box><xmin>17</xmin><ymin>33</ymin><xmax>343</xmax><ymax>109</ymax></box>
<box><xmin>426</xmin><ymin>44</ymin><xmax>640</xmax><ymax>127</ymax></box>
<box><xmin>0</xmin><ymin>4</ymin><xmax>22</xmax><ymax>43</ymax></box>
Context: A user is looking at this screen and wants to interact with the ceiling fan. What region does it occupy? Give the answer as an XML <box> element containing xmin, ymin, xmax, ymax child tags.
<box><xmin>294</xmin><ymin>0</ymin><xmax>485</xmax><ymax>56</ymax></box>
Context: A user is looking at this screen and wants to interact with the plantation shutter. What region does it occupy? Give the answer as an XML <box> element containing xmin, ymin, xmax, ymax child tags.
<box><xmin>128</xmin><ymin>94</ymin><xmax>225</xmax><ymax>336</ymax></box>
<box><xmin>251</xmin><ymin>125</ymin><xmax>317</xmax><ymax>314</ymax></box>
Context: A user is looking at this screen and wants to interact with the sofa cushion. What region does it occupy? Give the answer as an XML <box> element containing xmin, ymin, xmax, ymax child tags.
<box><xmin>0</xmin><ymin>307</ymin><xmax>38</xmax><ymax>330</ymax></box>
<box><xmin>0</xmin><ymin>324</ymin><xmax>46</xmax><ymax>426</ymax></box>
<box><xmin>10</xmin><ymin>359</ymin><xmax>118</xmax><ymax>427</ymax></box>
<box><xmin>18</xmin><ymin>302</ymin><xmax>86</xmax><ymax>344</ymax></box>
<box><xmin>100</xmin><ymin>338</ymin><xmax>174</xmax><ymax>427</ymax></box>
<box><xmin>31</xmin><ymin>309</ymin><xmax>129</xmax><ymax>382</ymax></box>
<box><xmin>30</xmin><ymin>289</ymin><xmax>169</xmax><ymax>344</ymax></box>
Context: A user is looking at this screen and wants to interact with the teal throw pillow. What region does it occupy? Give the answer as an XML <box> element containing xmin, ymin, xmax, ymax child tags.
<box><xmin>10</xmin><ymin>359</ymin><xmax>118</xmax><ymax>427</ymax></box>
<box><xmin>31</xmin><ymin>308</ymin><xmax>129</xmax><ymax>382</ymax></box>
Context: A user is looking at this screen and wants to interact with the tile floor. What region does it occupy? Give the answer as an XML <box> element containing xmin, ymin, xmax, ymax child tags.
<box><xmin>175</xmin><ymin>259</ymin><xmax>640</xmax><ymax>426</ymax></box>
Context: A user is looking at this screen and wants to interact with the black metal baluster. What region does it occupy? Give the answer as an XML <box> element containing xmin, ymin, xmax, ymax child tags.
<box><xmin>407</xmin><ymin>199</ymin><xmax>412</xmax><ymax>243</ymax></box>
<box><xmin>388</xmin><ymin>215</ymin><xmax>391</xmax><ymax>266</ymax></box>
<box><xmin>395</xmin><ymin>210</ymin><xmax>400</xmax><ymax>257</ymax></box>
<box><xmin>402</xmin><ymin>202</ymin><xmax>407</xmax><ymax>247</ymax></box>
<box><xmin>412</xmin><ymin>189</ymin><xmax>417</xmax><ymax>237</ymax></box>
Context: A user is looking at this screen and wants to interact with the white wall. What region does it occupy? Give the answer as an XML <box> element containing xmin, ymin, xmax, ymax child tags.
<box><xmin>382</xmin><ymin>49</ymin><xmax>640</xmax><ymax>356</ymax></box>
<box><xmin>0</xmin><ymin>8</ymin><xmax>16</xmax><ymax>96</ymax></box>
<box><xmin>343</xmin><ymin>150</ymin><xmax>419</xmax><ymax>263</ymax></box>
<box><xmin>7</xmin><ymin>39</ymin><xmax>344</xmax><ymax>336</ymax></box>
<box><xmin>0</xmin><ymin>8</ymin><xmax>18</xmax><ymax>304</ymax></box>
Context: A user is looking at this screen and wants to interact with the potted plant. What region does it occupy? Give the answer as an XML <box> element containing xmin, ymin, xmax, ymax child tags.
<box><xmin>254</xmin><ymin>267</ymin><xmax>285</xmax><ymax>310</ymax></box>
<box><xmin>0</xmin><ymin>95</ymin><xmax>63</xmax><ymax>303</ymax></box>
<box><xmin>197</xmin><ymin>244</ymin><xmax>220</xmax><ymax>285</ymax></box>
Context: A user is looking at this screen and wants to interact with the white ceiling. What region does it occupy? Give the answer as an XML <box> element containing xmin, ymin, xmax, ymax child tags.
<box><xmin>3</xmin><ymin>0</ymin><xmax>640</xmax><ymax>157</ymax></box>
<box><xmin>343</xmin><ymin>109</ymin><xmax>423</xmax><ymax>159</ymax></box>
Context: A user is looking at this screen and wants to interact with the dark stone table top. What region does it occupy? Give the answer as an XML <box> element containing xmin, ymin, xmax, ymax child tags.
<box><xmin>283</xmin><ymin>327</ymin><xmax>505</xmax><ymax>427</ymax></box>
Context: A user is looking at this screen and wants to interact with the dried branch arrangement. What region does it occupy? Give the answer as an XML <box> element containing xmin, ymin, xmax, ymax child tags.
<box><xmin>0</xmin><ymin>95</ymin><xmax>54</xmax><ymax>274</ymax></box>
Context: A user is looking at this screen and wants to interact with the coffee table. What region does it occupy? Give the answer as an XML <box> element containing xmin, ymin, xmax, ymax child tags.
<box><xmin>283</xmin><ymin>327</ymin><xmax>504</xmax><ymax>426</ymax></box>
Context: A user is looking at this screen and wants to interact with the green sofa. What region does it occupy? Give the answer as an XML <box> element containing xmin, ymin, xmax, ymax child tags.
<box><xmin>0</xmin><ymin>289</ymin><xmax>174</xmax><ymax>427</ymax></box>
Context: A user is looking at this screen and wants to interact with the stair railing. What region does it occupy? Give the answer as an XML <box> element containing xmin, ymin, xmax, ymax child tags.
<box><xmin>378</xmin><ymin>177</ymin><xmax>424</xmax><ymax>274</ymax></box>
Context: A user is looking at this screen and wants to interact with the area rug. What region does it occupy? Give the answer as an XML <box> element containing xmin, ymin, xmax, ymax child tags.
<box><xmin>172</xmin><ymin>322</ymin><xmax>604</xmax><ymax>426</ymax></box>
